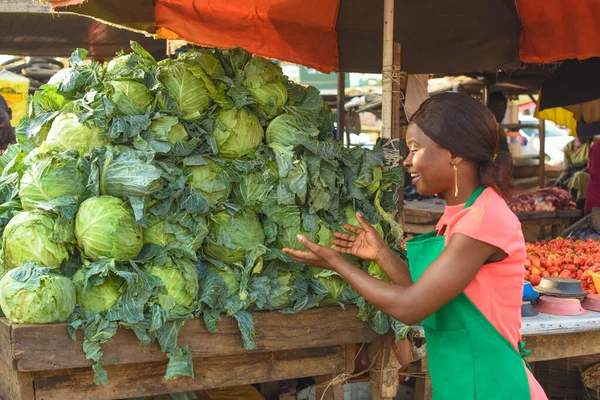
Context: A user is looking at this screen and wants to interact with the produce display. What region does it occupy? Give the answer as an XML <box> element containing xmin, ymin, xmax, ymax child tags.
<box><xmin>509</xmin><ymin>188</ymin><xmax>575</xmax><ymax>213</ymax></box>
<box><xmin>0</xmin><ymin>43</ymin><xmax>406</xmax><ymax>384</ymax></box>
<box><xmin>523</xmin><ymin>239</ymin><xmax>600</xmax><ymax>294</ymax></box>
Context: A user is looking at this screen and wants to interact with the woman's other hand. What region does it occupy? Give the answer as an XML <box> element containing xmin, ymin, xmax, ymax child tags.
<box><xmin>333</xmin><ymin>212</ymin><xmax>387</xmax><ymax>262</ymax></box>
<box><xmin>283</xmin><ymin>235</ymin><xmax>343</xmax><ymax>270</ymax></box>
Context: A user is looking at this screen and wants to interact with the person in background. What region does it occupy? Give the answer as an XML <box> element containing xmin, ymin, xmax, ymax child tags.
<box><xmin>487</xmin><ymin>91</ymin><xmax>509</xmax><ymax>152</ymax></box>
<box><xmin>556</xmin><ymin>136</ymin><xmax>592</xmax><ymax>209</ymax></box>
<box><xmin>0</xmin><ymin>95</ymin><xmax>16</xmax><ymax>152</ymax></box>
<box><xmin>585</xmin><ymin>135</ymin><xmax>600</xmax><ymax>212</ymax></box>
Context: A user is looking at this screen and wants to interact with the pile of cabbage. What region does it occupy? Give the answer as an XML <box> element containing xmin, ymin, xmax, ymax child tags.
<box><xmin>0</xmin><ymin>43</ymin><xmax>406</xmax><ymax>384</ymax></box>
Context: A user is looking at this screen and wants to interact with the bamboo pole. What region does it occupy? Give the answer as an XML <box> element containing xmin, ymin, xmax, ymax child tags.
<box><xmin>381</xmin><ymin>0</ymin><xmax>395</xmax><ymax>139</ymax></box>
<box><xmin>336</xmin><ymin>73</ymin><xmax>345</xmax><ymax>142</ymax></box>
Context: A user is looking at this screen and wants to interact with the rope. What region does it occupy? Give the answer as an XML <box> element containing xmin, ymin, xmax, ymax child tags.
<box><xmin>381</xmin><ymin>65</ymin><xmax>407</xmax><ymax>101</ymax></box>
<box><xmin>307</xmin><ymin>345</ymin><xmax>430</xmax><ymax>400</ymax></box>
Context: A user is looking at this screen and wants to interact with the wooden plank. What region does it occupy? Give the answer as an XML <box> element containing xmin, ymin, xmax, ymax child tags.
<box><xmin>0</xmin><ymin>356</ymin><xmax>34</xmax><ymax>400</ymax></box>
<box><xmin>7</xmin><ymin>307</ymin><xmax>379</xmax><ymax>371</ymax></box>
<box><xmin>33</xmin><ymin>346</ymin><xmax>347</xmax><ymax>400</ymax></box>
<box><xmin>524</xmin><ymin>331</ymin><xmax>600</xmax><ymax>362</ymax></box>
<box><xmin>516</xmin><ymin>211</ymin><xmax>557</xmax><ymax>221</ymax></box>
<box><xmin>0</xmin><ymin>317</ymin><xmax>13</xmax><ymax>369</ymax></box>
<box><xmin>556</xmin><ymin>209</ymin><xmax>583</xmax><ymax>219</ymax></box>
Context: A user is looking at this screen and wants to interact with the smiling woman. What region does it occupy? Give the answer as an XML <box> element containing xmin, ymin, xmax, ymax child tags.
<box><xmin>284</xmin><ymin>93</ymin><xmax>548</xmax><ymax>400</ymax></box>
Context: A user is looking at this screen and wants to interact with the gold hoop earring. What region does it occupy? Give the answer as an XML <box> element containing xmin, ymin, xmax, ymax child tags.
<box><xmin>453</xmin><ymin>164</ymin><xmax>458</xmax><ymax>197</ymax></box>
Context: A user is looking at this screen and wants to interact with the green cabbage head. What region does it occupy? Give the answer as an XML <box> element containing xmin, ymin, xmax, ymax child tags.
<box><xmin>212</xmin><ymin>108</ymin><xmax>264</xmax><ymax>159</ymax></box>
<box><xmin>187</xmin><ymin>159</ymin><xmax>231</xmax><ymax>205</ymax></box>
<box><xmin>109</xmin><ymin>80</ymin><xmax>153</xmax><ymax>115</ymax></box>
<box><xmin>144</xmin><ymin>258</ymin><xmax>199</xmax><ymax>314</ymax></box>
<box><xmin>266</xmin><ymin>114</ymin><xmax>320</xmax><ymax>147</ymax></box>
<box><xmin>19</xmin><ymin>151</ymin><xmax>89</xmax><ymax>210</ymax></box>
<box><xmin>0</xmin><ymin>263</ymin><xmax>76</xmax><ymax>323</ymax></box>
<box><xmin>243</xmin><ymin>57</ymin><xmax>288</xmax><ymax>119</ymax></box>
<box><xmin>43</xmin><ymin>113</ymin><xmax>107</xmax><ymax>152</ymax></box>
<box><xmin>2</xmin><ymin>212</ymin><xmax>70</xmax><ymax>270</ymax></box>
<box><xmin>148</xmin><ymin>116</ymin><xmax>189</xmax><ymax>144</ymax></box>
<box><xmin>204</xmin><ymin>210</ymin><xmax>265</xmax><ymax>265</ymax></box>
<box><xmin>75</xmin><ymin>196</ymin><xmax>143</xmax><ymax>261</ymax></box>
<box><xmin>158</xmin><ymin>60</ymin><xmax>212</xmax><ymax>120</ymax></box>
<box><xmin>71</xmin><ymin>268</ymin><xmax>125</xmax><ymax>314</ymax></box>
<box><xmin>143</xmin><ymin>214</ymin><xmax>208</xmax><ymax>258</ymax></box>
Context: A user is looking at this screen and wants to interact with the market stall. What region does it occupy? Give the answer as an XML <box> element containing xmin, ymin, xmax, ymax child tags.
<box><xmin>1</xmin><ymin>2</ymin><xmax>599</xmax><ymax>400</ymax></box>
<box><xmin>0</xmin><ymin>307</ymin><xmax>403</xmax><ymax>400</ymax></box>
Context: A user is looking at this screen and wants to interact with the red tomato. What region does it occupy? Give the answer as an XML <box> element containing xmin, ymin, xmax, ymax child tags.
<box><xmin>530</xmin><ymin>275</ymin><xmax>542</xmax><ymax>286</ymax></box>
<box><xmin>541</xmin><ymin>271</ymin><xmax>550</xmax><ymax>278</ymax></box>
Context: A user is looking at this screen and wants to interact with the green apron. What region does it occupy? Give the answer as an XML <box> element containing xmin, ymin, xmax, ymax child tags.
<box><xmin>406</xmin><ymin>187</ymin><xmax>531</xmax><ymax>400</ymax></box>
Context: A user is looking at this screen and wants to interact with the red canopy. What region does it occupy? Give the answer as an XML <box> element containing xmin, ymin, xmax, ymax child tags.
<box><xmin>48</xmin><ymin>0</ymin><xmax>600</xmax><ymax>73</ymax></box>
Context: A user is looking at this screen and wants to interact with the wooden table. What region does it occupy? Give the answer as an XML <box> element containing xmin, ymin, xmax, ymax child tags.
<box><xmin>413</xmin><ymin>312</ymin><xmax>600</xmax><ymax>399</ymax></box>
<box><xmin>0</xmin><ymin>307</ymin><xmax>406</xmax><ymax>400</ymax></box>
<box><xmin>404</xmin><ymin>200</ymin><xmax>582</xmax><ymax>242</ymax></box>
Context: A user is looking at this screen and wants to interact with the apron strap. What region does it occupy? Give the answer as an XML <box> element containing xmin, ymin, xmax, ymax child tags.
<box><xmin>518</xmin><ymin>341</ymin><xmax>533</xmax><ymax>372</ymax></box>
<box><xmin>463</xmin><ymin>186</ymin><xmax>485</xmax><ymax>210</ymax></box>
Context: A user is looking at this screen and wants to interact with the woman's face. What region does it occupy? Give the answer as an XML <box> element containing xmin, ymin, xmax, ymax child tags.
<box><xmin>403</xmin><ymin>123</ymin><xmax>454</xmax><ymax>196</ymax></box>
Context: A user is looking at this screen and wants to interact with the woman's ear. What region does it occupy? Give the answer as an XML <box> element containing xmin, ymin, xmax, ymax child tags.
<box><xmin>450</xmin><ymin>156</ymin><xmax>464</xmax><ymax>166</ymax></box>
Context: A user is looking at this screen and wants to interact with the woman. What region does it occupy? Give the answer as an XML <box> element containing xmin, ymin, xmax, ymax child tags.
<box><xmin>556</xmin><ymin>136</ymin><xmax>592</xmax><ymax>209</ymax></box>
<box><xmin>283</xmin><ymin>93</ymin><xmax>547</xmax><ymax>400</ymax></box>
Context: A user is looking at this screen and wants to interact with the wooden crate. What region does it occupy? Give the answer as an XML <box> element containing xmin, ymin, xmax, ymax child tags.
<box><xmin>0</xmin><ymin>307</ymin><xmax>397</xmax><ymax>400</ymax></box>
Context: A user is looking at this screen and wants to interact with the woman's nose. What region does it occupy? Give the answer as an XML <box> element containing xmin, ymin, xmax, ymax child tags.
<box><xmin>403</xmin><ymin>153</ymin><xmax>412</xmax><ymax>168</ymax></box>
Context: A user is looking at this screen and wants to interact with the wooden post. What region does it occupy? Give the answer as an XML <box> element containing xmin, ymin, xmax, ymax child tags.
<box><xmin>413</xmin><ymin>355</ymin><xmax>432</xmax><ymax>400</ymax></box>
<box><xmin>314</xmin><ymin>344</ymin><xmax>355</xmax><ymax>400</ymax></box>
<box><xmin>539</xmin><ymin>119</ymin><xmax>546</xmax><ymax>188</ymax></box>
<box><xmin>368</xmin><ymin>336</ymin><xmax>400</xmax><ymax>400</ymax></box>
<box><xmin>381</xmin><ymin>0</ymin><xmax>395</xmax><ymax>139</ymax></box>
<box><xmin>391</xmin><ymin>42</ymin><xmax>407</xmax><ymax>141</ymax></box>
<box><xmin>336</xmin><ymin>73</ymin><xmax>345</xmax><ymax>143</ymax></box>
<box><xmin>391</xmin><ymin>41</ymin><xmax>408</xmax><ymax>230</ymax></box>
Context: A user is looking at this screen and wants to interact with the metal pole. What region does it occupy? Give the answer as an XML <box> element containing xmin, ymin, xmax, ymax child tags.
<box><xmin>336</xmin><ymin>72</ymin><xmax>345</xmax><ymax>142</ymax></box>
<box><xmin>381</xmin><ymin>0</ymin><xmax>394</xmax><ymax>139</ymax></box>
<box><xmin>539</xmin><ymin>119</ymin><xmax>546</xmax><ymax>188</ymax></box>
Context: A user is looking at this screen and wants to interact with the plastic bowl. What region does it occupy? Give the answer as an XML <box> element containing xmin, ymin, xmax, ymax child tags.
<box><xmin>533</xmin><ymin>296</ymin><xmax>586</xmax><ymax>316</ymax></box>
<box><xmin>523</xmin><ymin>281</ymin><xmax>540</xmax><ymax>303</ymax></box>
<box><xmin>534</xmin><ymin>277</ymin><xmax>587</xmax><ymax>300</ymax></box>
<box><xmin>521</xmin><ymin>301</ymin><xmax>538</xmax><ymax>317</ymax></box>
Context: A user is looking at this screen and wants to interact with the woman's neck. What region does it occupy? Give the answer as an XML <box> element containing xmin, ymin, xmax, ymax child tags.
<box><xmin>442</xmin><ymin>170</ymin><xmax>481</xmax><ymax>206</ymax></box>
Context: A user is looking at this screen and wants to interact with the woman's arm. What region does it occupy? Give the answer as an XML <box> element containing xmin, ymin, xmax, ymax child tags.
<box><xmin>372</xmin><ymin>246</ymin><xmax>413</xmax><ymax>287</ymax></box>
<box><xmin>286</xmin><ymin>233</ymin><xmax>499</xmax><ymax>326</ymax></box>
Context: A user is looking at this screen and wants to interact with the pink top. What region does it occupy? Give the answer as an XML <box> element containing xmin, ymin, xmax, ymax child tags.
<box><xmin>436</xmin><ymin>187</ymin><xmax>547</xmax><ymax>400</ymax></box>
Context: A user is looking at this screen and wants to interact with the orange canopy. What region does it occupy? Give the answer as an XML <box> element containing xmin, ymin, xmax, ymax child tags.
<box><xmin>46</xmin><ymin>0</ymin><xmax>600</xmax><ymax>73</ymax></box>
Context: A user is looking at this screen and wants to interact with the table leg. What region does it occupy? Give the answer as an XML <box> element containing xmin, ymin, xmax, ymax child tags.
<box><xmin>368</xmin><ymin>336</ymin><xmax>401</xmax><ymax>400</ymax></box>
<box><xmin>413</xmin><ymin>355</ymin><xmax>432</xmax><ymax>400</ymax></box>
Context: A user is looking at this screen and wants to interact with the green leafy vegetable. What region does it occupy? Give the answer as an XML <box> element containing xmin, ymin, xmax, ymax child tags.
<box><xmin>0</xmin><ymin>262</ymin><xmax>76</xmax><ymax>323</ymax></box>
<box><xmin>75</xmin><ymin>196</ymin><xmax>143</xmax><ymax>261</ymax></box>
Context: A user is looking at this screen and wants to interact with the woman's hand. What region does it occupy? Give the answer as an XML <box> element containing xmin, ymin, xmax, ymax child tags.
<box><xmin>283</xmin><ymin>235</ymin><xmax>343</xmax><ymax>271</ymax></box>
<box><xmin>333</xmin><ymin>212</ymin><xmax>387</xmax><ymax>262</ymax></box>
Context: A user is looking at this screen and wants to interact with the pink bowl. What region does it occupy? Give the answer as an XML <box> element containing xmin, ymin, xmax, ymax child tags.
<box><xmin>533</xmin><ymin>296</ymin><xmax>586</xmax><ymax>316</ymax></box>
<box><xmin>582</xmin><ymin>294</ymin><xmax>600</xmax><ymax>312</ymax></box>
